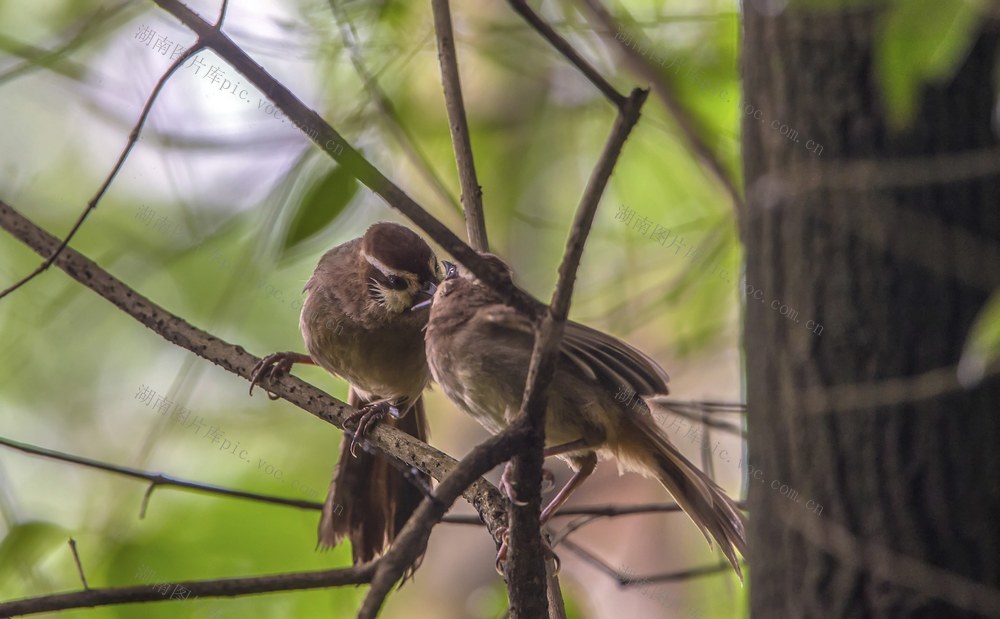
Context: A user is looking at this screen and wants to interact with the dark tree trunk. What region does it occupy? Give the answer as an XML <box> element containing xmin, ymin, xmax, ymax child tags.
<box><xmin>741</xmin><ymin>4</ymin><xmax>1000</xmax><ymax>618</ymax></box>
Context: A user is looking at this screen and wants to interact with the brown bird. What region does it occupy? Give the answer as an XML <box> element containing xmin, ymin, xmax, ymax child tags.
<box><xmin>250</xmin><ymin>222</ymin><xmax>443</xmax><ymax>569</ymax></box>
<box><xmin>422</xmin><ymin>257</ymin><xmax>747</xmax><ymax>577</ymax></box>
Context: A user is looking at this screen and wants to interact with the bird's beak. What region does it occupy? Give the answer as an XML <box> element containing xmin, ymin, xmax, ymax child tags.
<box><xmin>410</xmin><ymin>280</ymin><xmax>438</xmax><ymax>311</ymax></box>
<box><xmin>442</xmin><ymin>260</ymin><xmax>458</xmax><ymax>279</ymax></box>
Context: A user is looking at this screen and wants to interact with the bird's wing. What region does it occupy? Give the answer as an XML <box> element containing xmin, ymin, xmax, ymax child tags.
<box><xmin>562</xmin><ymin>321</ymin><xmax>669</xmax><ymax>396</ymax></box>
<box><xmin>479</xmin><ymin>304</ymin><xmax>669</xmax><ymax>396</ymax></box>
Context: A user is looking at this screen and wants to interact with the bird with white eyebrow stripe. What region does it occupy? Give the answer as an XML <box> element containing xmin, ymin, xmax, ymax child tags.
<box><xmin>250</xmin><ymin>222</ymin><xmax>444</xmax><ymax>575</ymax></box>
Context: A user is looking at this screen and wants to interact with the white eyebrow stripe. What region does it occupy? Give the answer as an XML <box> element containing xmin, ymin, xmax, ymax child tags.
<box><xmin>362</xmin><ymin>252</ymin><xmax>395</xmax><ymax>277</ymax></box>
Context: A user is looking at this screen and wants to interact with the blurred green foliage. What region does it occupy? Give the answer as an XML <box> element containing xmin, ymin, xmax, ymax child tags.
<box><xmin>0</xmin><ymin>0</ymin><xmax>846</xmax><ymax>616</ymax></box>
<box><xmin>876</xmin><ymin>0</ymin><xmax>982</xmax><ymax>128</ymax></box>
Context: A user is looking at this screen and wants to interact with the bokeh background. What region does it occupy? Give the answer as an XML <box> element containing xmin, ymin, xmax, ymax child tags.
<box><xmin>0</xmin><ymin>0</ymin><xmax>751</xmax><ymax>617</ymax></box>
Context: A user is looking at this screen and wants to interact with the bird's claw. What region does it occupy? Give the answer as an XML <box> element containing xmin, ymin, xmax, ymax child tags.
<box><xmin>250</xmin><ymin>352</ymin><xmax>296</xmax><ymax>400</ymax></box>
<box><xmin>344</xmin><ymin>401</ymin><xmax>399</xmax><ymax>457</ymax></box>
<box><xmin>500</xmin><ymin>462</ymin><xmax>530</xmax><ymax>507</ymax></box>
<box><xmin>493</xmin><ymin>526</ymin><xmax>561</xmax><ymax>575</ymax></box>
<box><xmin>541</xmin><ymin>468</ymin><xmax>555</xmax><ymax>494</ymax></box>
<box><xmin>494</xmin><ymin>526</ymin><xmax>510</xmax><ymax>575</ymax></box>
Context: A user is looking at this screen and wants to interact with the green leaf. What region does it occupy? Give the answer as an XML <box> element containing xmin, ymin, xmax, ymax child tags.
<box><xmin>281</xmin><ymin>165</ymin><xmax>358</xmax><ymax>255</ymax></box>
<box><xmin>877</xmin><ymin>0</ymin><xmax>981</xmax><ymax>129</ymax></box>
<box><xmin>0</xmin><ymin>521</ymin><xmax>70</xmax><ymax>586</ymax></box>
<box><xmin>959</xmin><ymin>289</ymin><xmax>1000</xmax><ymax>384</ymax></box>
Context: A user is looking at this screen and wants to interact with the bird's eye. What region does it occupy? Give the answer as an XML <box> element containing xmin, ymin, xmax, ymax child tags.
<box><xmin>386</xmin><ymin>275</ymin><xmax>408</xmax><ymax>290</ymax></box>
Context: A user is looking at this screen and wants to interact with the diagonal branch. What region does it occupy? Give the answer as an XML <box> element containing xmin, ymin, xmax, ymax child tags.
<box><xmin>357</xmin><ymin>424</ymin><xmax>530</xmax><ymax>618</ymax></box>
<box><xmin>0</xmin><ymin>41</ymin><xmax>204</xmax><ymax>302</ymax></box>
<box><xmin>577</xmin><ymin>0</ymin><xmax>745</xmax><ymax>215</ymax></box>
<box><xmin>506</xmin><ymin>0</ymin><xmax>626</xmax><ymax>109</ymax></box>
<box><xmin>0</xmin><ymin>199</ymin><xmax>508</xmax><ymax>536</ymax></box>
<box><xmin>148</xmin><ymin>0</ymin><xmax>537</xmax><ymax>317</ymax></box>
<box><xmin>431</xmin><ymin>0</ymin><xmax>489</xmax><ymax>251</ymax></box>
<box><xmin>504</xmin><ymin>86</ymin><xmax>648</xmax><ymax>617</ymax></box>
<box><xmin>328</xmin><ymin>0</ymin><xmax>464</xmax><ymax>217</ymax></box>
<box><xmin>0</xmin><ymin>563</ymin><xmax>375</xmax><ymax>617</ymax></box>
<box><xmin>352</xmin><ymin>58</ymin><xmax>649</xmax><ymax>619</ymax></box>
<box><xmin>0</xmin><ymin>1</ymin><xmax>134</xmax><ymax>86</ymax></box>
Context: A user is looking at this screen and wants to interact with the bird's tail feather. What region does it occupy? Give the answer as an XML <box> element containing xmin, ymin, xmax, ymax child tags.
<box><xmin>627</xmin><ymin>415</ymin><xmax>747</xmax><ymax>580</ymax></box>
<box><xmin>318</xmin><ymin>391</ymin><xmax>430</xmax><ymax>579</ymax></box>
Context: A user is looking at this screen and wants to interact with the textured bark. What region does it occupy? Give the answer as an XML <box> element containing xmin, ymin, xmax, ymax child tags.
<box><xmin>742</xmin><ymin>5</ymin><xmax>1000</xmax><ymax>618</ymax></box>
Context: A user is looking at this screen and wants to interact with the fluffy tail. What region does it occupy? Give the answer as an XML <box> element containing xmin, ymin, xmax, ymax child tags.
<box><xmin>627</xmin><ymin>416</ymin><xmax>747</xmax><ymax>580</ymax></box>
<box><xmin>318</xmin><ymin>390</ymin><xmax>430</xmax><ymax>577</ymax></box>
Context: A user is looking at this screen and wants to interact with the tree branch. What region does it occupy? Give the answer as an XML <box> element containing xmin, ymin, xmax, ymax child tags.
<box><xmin>0</xmin><ymin>1</ymin><xmax>134</xmax><ymax>87</ymax></box>
<box><xmin>506</xmin><ymin>0</ymin><xmax>626</xmax><ymax>109</ymax></box>
<box><xmin>504</xmin><ymin>86</ymin><xmax>648</xmax><ymax>617</ymax></box>
<box><xmin>328</xmin><ymin>0</ymin><xmax>463</xmax><ymax>218</ymax></box>
<box><xmin>0</xmin><ymin>563</ymin><xmax>375</xmax><ymax>617</ymax></box>
<box><xmin>577</xmin><ymin>0</ymin><xmax>745</xmax><ymax>215</ymax></box>
<box><xmin>356</xmin><ymin>424</ymin><xmax>531</xmax><ymax>618</ymax></box>
<box><xmin>0</xmin><ymin>433</ymin><xmax>716</xmax><ymax>525</ymax></box>
<box><xmin>0</xmin><ymin>41</ymin><xmax>203</xmax><ymax>302</ymax></box>
<box><xmin>431</xmin><ymin>0</ymin><xmax>488</xmax><ymax>252</ymax></box>
<box><xmin>561</xmin><ymin>537</ymin><xmax>735</xmax><ymax>586</ymax></box>
<box><xmin>147</xmin><ymin>0</ymin><xmax>537</xmax><ymax>318</ymax></box>
<box><xmin>0</xmin><ymin>199</ymin><xmax>508</xmax><ymax>538</ymax></box>
<box><xmin>0</xmin><ymin>435</ymin><xmax>323</xmax><ymax>513</ymax></box>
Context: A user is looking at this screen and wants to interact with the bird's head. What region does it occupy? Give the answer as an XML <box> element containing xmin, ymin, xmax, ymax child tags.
<box><xmin>360</xmin><ymin>222</ymin><xmax>443</xmax><ymax>314</ymax></box>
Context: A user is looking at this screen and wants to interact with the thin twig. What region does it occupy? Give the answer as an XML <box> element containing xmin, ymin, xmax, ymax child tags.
<box><xmin>544</xmin><ymin>549</ymin><xmax>568</xmax><ymax>619</ymax></box>
<box><xmin>549</xmin><ymin>515</ymin><xmax>601</xmax><ymax>547</ymax></box>
<box><xmin>507</xmin><ymin>0</ymin><xmax>626</xmax><ymax>109</ymax></box>
<box><xmin>0</xmin><ymin>43</ymin><xmax>203</xmax><ymax>302</ymax></box>
<box><xmin>0</xmin><ymin>435</ymin><xmax>323</xmax><ymax>512</ymax></box>
<box><xmin>216</xmin><ymin>0</ymin><xmax>230</xmax><ymax>26</ymax></box>
<box><xmin>652</xmin><ymin>400</ymin><xmax>747</xmax><ymax>438</ymax></box>
<box><xmin>328</xmin><ymin>0</ymin><xmax>463</xmax><ymax>217</ymax></box>
<box><xmin>148</xmin><ymin>0</ymin><xmax>540</xmax><ymax>318</ymax></box>
<box><xmin>357</xmin><ymin>424</ymin><xmax>530</xmax><ymax>619</ymax></box>
<box><xmin>67</xmin><ymin>539</ymin><xmax>89</xmax><ymax>590</ymax></box>
<box><xmin>0</xmin><ymin>563</ymin><xmax>375</xmax><ymax>617</ymax></box>
<box><xmin>577</xmin><ymin>0</ymin><xmax>745</xmax><ymax>214</ymax></box>
<box><xmin>560</xmin><ymin>537</ymin><xmax>735</xmax><ymax>585</ymax></box>
<box><xmin>752</xmin><ymin>146</ymin><xmax>1000</xmax><ymax>197</ymax></box>
<box><xmin>432</xmin><ymin>0</ymin><xmax>488</xmax><ymax>251</ymax></box>
<box><xmin>778</xmin><ymin>507</ymin><xmax>1000</xmax><ymax>616</ymax></box>
<box><xmin>659</xmin><ymin>398</ymin><xmax>746</xmax><ymax>413</ymax></box>
<box><xmin>800</xmin><ymin>360</ymin><xmax>1000</xmax><ymax>417</ymax></box>
<box><xmin>0</xmin><ymin>433</ymin><xmax>712</xmax><ymax>525</ymax></box>
<box><xmin>549</xmin><ymin>500</ymin><xmax>749</xmax><ymax>546</ymax></box>
<box><xmin>0</xmin><ymin>1</ymin><xmax>135</xmax><ymax>86</ymax></box>
<box><xmin>505</xmin><ymin>86</ymin><xmax>649</xmax><ymax>617</ymax></box>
